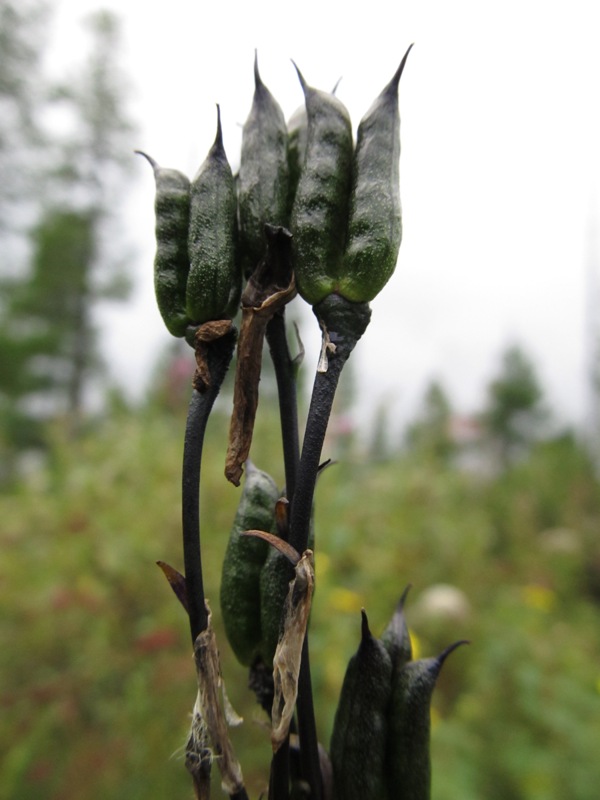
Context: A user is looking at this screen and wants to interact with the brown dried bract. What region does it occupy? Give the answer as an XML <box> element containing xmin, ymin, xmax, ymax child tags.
<box><xmin>225</xmin><ymin>225</ymin><xmax>296</xmax><ymax>485</ymax></box>
<box><xmin>271</xmin><ymin>549</ymin><xmax>315</xmax><ymax>752</ymax></box>
<box><xmin>192</xmin><ymin>319</ymin><xmax>235</xmax><ymax>393</ymax></box>
<box><xmin>187</xmin><ymin>606</ymin><xmax>245</xmax><ymax>796</ymax></box>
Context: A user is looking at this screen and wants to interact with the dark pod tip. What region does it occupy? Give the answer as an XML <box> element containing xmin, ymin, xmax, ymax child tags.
<box><xmin>291</xmin><ymin>59</ymin><xmax>308</xmax><ymax>95</ymax></box>
<box><xmin>209</xmin><ymin>104</ymin><xmax>228</xmax><ymax>162</ymax></box>
<box><xmin>253</xmin><ymin>49</ymin><xmax>264</xmax><ymax>91</ymax></box>
<box><xmin>134</xmin><ymin>149</ymin><xmax>158</xmax><ymax>172</ymax></box>
<box><xmin>436</xmin><ymin>639</ymin><xmax>470</xmax><ymax>669</ymax></box>
<box><xmin>385</xmin><ymin>43</ymin><xmax>415</xmax><ymax>97</ymax></box>
<box><xmin>360</xmin><ymin>608</ymin><xmax>372</xmax><ymax>641</ymax></box>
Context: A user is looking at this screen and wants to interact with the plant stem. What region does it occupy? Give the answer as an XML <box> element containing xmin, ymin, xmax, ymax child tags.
<box><xmin>182</xmin><ymin>326</ymin><xmax>237</xmax><ymax>644</ymax></box>
<box><xmin>265</xmin><ymin>309</ymin><xmax>300</xmax><ymax>799</ymax></box>
<box><xmin>289</xmin><ymin>295</ymin><xmax>371</xmax><ymax>555</ymax></box>
<box><xmin>288</xmin><ymin>295</ymin><xmax>371</xmax><ymax>799</ymax></box>
<box><xmin>266</xmin><ymin>309</ymin><xmax>300</xmax><ymax>505</ymax></box>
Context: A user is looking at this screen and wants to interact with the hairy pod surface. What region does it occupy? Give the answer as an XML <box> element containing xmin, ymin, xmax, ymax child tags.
<box><xmin>137</xmin><ymin>151</ymin><xmax>192</xmax><ymax>337</ymax></box>
<box><xmin>187</xmin><ymin>107</ymin><xmax>240</xmax><ymax>324</ymax></box>
<box><xmin>238</xmin><ymin>54</ymin><xmax>289</xmax><ymax>276</ymax></box>
<box><xmin>286</xmin><ymin>102</ymin><xmax>307</xmax><ymax>219</ymax></box>
<box><xmin>220</xmin><ymin>462</ymin><xmax>279</xmax><ymax>666</ymax></box>
<box><xmin>386</xmin><ymin>641</ymin><xmax>465</xmax><ymax>799</ymax></box>
<box><xmin>341</xmin><ymin>47</ymin><xmax>412</xmax><ymax>303</ymax></box>
<box><xmin>291</xmin><ymin>66</ymin><xmax>353</xmax><ymax>306</ymax></box>
<box><xmin>330</xmin><ymin>610</ymin><xmax>393</xmax><ymax>800</ymax></box>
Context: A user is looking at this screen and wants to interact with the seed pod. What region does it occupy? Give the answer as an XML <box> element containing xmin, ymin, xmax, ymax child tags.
<box><xmin>238</xmin><ymin>53</ymin><xmax>289</xmax><ymax>276</ymax></box>
<box><xmin>330</xmin><ymin>609</ymin><xmax>393</xmax><ymax>800</ymax></box>
<box><xmin>340</xmin><ymin>45</ymin><xmax>413</xmax><ymax>303</ymax></box>
<box><xmin>381</xmin><ymin>585</ymin><xmax>413</xmax><ymax>673</ymax></box>
<box><xmin>136</xmin><ymin>151</ymin><xmax>192</xmax><ymax>337</ymax></box>
<box><xmin>286</xmin><ymin>102</ymin><xmax>307</xmax><ymax>218</ymax></box>
<box><xmin>385</xmin><ymin>640</ymin><xmax>467</xmax><ymax>799</ymax></box>
<box><xmin>187</xmin><ymin>106</ymin><xmax>240</xmax><ymax>324</ymax></box>
<box><xmin>220</xmin><ymin>462</ymin><xmax>279</xmax><ymax>666</ymax></box>
<box><xmin>290</xmin><ymin>65</ymin><xmax>353</xmax><ymax>306</ymax></box>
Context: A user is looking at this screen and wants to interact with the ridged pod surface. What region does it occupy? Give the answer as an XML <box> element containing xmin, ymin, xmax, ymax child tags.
<box><xmin>220</xmin><ymin>463</ymin><xmax>279</xmax><ymax>666</ymax></box>
<box><xmin>137</xmin><ymin>151</ymin><xmax>191</xmax><ymax>337</ymax></box>
<box><xmin>330</xmin><ymin>610</ymin><xmax>393</xmax><ymax>800</ymax></box>
<box><xmin>290</xmin><ymin>65</ymin><xmax>353</xmax><ymax>306</ymax></box>
<box><xmin>341</xmin><ymin>46</ymin><xmax>413</xmax><ymax>303</ymax></box>
<box><xmin>237</xmin><ymin>54</ymin><xmax>289</xmax><ymax>276</ymax></box>
<box><xmin>186</xmin><ymin>107</ymin><xmax>240</xmax><ymax>324</ymax></box>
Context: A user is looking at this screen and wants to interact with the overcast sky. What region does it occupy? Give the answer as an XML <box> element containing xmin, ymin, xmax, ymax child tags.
<box><xmin>49</xmin><ymin>0</ymin><xmax>600</xmax><ymax>431</ymax></box>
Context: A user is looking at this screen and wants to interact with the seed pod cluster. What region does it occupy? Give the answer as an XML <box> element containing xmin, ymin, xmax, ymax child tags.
<box><xmin>291</xmin><ymin>45</ymin><xmax>413</xmax><ymax>308</ymax></box>
<box><xmin>330</xmin><ymin>594</ymin><xmax>465</xmax><ymax>800</ymax></box>
<box><xmin>138</xmin><ymin>107</ymin><xmax>241</xmax><ymax>338</ymax></box>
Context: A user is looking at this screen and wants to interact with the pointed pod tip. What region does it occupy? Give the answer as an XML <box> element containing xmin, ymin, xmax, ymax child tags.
<box><xmin>212</xmin><ymin>104</ymin><xmax>225</xmax><ymax>153</ymax></box>
<box><xmin>291</xmin><ymin>59</ymin><xmax>308</xmax><ymax>94</ymax></box>
<box><xmin>387</xmin><ymin>43</ymin><xmax>415</xmax><ymax>95</ymax></box>
<box><xmin>360</xmin><ymin>608</ymin><xmax>372</xmax><ymax>640</ymax></box>
<box><xmin>437</xmin><ymin>639</ymin><xmax>470</xmax><ymax>667</ymax></box>
<box><xmin>134</xmin><ymin>149</ymin><xmax>158</xmax><ymax>171</ymax></box>
<box><xmin>253</xmin><ymin>49</ymin><xmax>263</xmax><ymax>89</ymax></box>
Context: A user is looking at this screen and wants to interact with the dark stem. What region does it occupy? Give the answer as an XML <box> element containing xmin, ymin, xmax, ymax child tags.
<box><xmin>288</xmin><ymin>295</ymin><xmax>371</xmax><ymax>799</ymax></box>
<box><xmin>265</xmin><ymin>309</ymin><xmax>300</xmax><ymax>799</ymax></box>
<box><xmin>269</xmin><ymin>740</ymin><xmax>291</xmax><ymax>800</ymax></box>
<box><xmin>182</xmin><ymin>328</ymin><xmax>236</xmax><ymax>644</ymax></box>
<box><xmin>266</xmin><ymin>309</ymin><xmax>300</xmax><ymax>505</ymax></box>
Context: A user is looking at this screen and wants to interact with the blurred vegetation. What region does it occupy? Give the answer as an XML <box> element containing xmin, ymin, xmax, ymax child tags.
<box><xmin>0</xmin><ymin>1</ymin><xmax>135</xmax><ymax>467</ymax></box>
<box><xmin>1</xmin><ymin>363</ymin><xmax>599</xmax><ymax>798</ymax></box>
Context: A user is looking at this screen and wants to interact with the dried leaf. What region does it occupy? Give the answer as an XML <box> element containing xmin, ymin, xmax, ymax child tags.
<box><xmin>225</xmin><ymin>226</ymin><xmax>296</xmax><ymax>485</ymax></box>
<box><xmin>156</xmin><ymin>560</ymin><xmax>189</xmax><ymax>613</ymax></box>
<box><xmin>271</xmin><ymin>550</ymin><xmax>315</xmax><ymax>751</ymax></box>
<box><xmin>188</xmin><ymin>606</ymin><xmax>245</xmax><ymax>796</ymax></box>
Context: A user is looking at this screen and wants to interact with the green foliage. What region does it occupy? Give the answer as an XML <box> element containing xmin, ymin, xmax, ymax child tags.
<box><xmin>1</xmin><ymin>403</ymin><xmax>599</xmax><ymax>798</ymax></box>
<box><xmin>482</xmin><ymin>345</ymin><xmax>546</xmax><ymax>467</ymax></box>
<box><xmin>0</xmin><ymin>7</ymin><xmax>135</xmax><ymax>461</ymax></box>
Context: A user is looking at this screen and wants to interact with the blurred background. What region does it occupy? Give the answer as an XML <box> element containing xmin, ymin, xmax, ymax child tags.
<box><xmin>1</xmin><ymin>0</ymin><xmax>599</xmax><ymax>798</ymax></box>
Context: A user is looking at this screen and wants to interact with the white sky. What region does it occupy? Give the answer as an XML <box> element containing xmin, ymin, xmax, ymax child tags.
<box><xmin>49</xmin><ymin>0</ymin><xmax>600</xmax><ymax>432</ymax></box>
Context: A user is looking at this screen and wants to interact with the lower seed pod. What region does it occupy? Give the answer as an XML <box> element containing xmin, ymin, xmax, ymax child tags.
<box><xmin>220</xmin><ymin>462</ymin><xmax>279</xmax><ymax>666</ymax></box>
<box><xmin>385</xmin><ymin>641</ymin><xmax>467</xmax><ymax>799</ymax></box>
<box><xmin>330</xmin><ymin>610</ymin><xmax>393</xmax><ymax>800</ymax></box>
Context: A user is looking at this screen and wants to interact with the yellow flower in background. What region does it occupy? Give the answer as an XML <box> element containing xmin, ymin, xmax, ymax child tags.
<box><xmin>409</xmin><ymin>629</ymin><xmax>422</xmax><ymax>660</ymax></box>
<box><xmin>522</xmin><ymin>584</ymin><xmax>556</xmax><ymax>613</ymax></box>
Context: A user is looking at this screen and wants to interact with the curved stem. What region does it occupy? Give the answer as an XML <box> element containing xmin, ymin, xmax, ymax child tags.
<box><xmin>266</xmin><ymin>309</ymin><xmax>300</xmax><ymax>504</ymax></box>
<box><xmin>182</xmin><ymin>328</ymin><xmax>236</xmax><ymax>644</ymax></box>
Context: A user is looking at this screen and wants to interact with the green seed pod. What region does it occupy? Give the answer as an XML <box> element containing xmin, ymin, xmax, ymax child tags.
<box><xmin>290</xmin><ymin>65</ymin><xmax>353</xmax><ymax>306</ymax></box>
<box><xmin>381</xmin><ymin>585</ymin><xmax>413</xmax><ymax>673</ymax></box>
<box><xmin>136</xmin><ymin>151</ymin><xmax>192</xmax><ymax>337</ymax></box>
<box><xmin>220</xmin><ymin>462</ymin><xmax>279</xmax><ymax>666</ymax></box>
<box><xmin>186</xmin><ymin>106</ymin><xmax>240</xmax><ymax>324</ymax></box>
<box><xmin>330</xmin><ymin>610</ymin><xmax>393</xmax><ymax>800</ymax></box>
<box><xmin>340</xmin><ymin>45</ymin><xmax>413</xmax><ymax>303</ymax></box>
<box><xmin>385</xmin><ymin>640</ymin><xmax>466</xmax><ymax>799</ymax></box>
<box><xmin>238</xmin><ymin>53</ymin><xmax>289</xmax><ymax>276</ymax></box>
